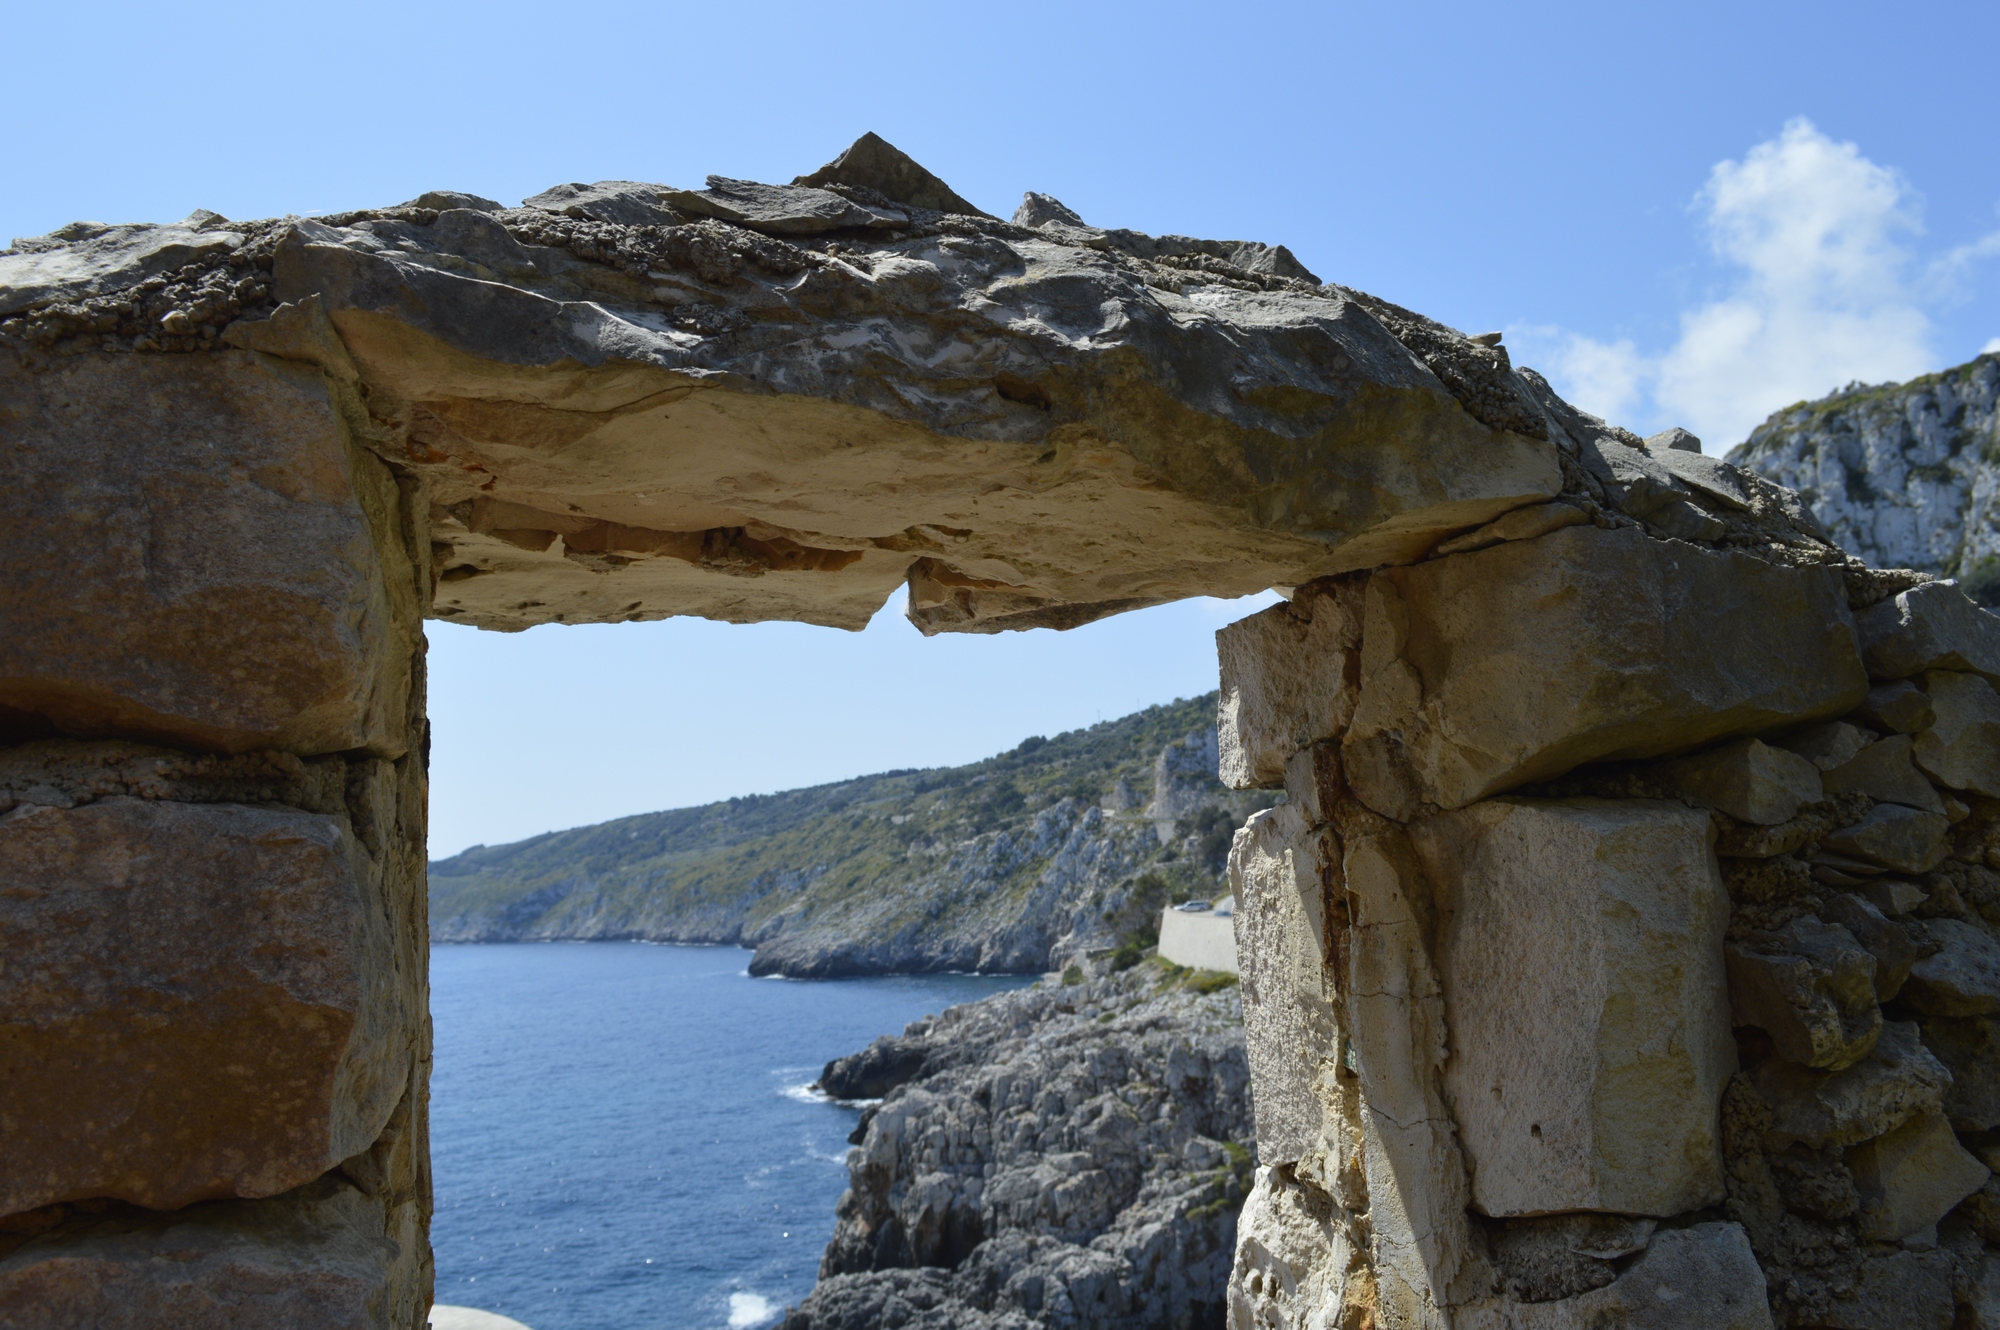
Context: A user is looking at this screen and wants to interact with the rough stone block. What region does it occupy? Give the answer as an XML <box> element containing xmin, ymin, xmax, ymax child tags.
<box><xmin>1853</xmin><ymin>679</ymin><xmax>1935</xmax><ymax>734</ymax></box>
<box><xmin>1775</xmin><ymin>719</ymin><xmax>1874</xmax><ymax>770</ymax></box>
<box><xmin>0</xmin><ymin>1178</ymin><xmax>415</xmax><ymax>1329</ymax></box>
<box><xmin>1410</xmin><ymin>797</ymin><xmax>1733</xmax><ymax>1217</ymax></box>
<box><xmin>1855</xmin><ymin>580</ymin><xmax>2000</xmax><ymax>684</ymax></box>
<box><xmin>1658</xmin><ymin>737</ymin><xmax>1823</xmax><ymax>824</ymax></box>
<box><xmin>1920</xmin><ymin>1015</ymin><xmax>2000</xmax><ymax>1131</ymax></box>
<box><xmin>1971</xmin><ymin>1253</ymin><xmax>2000</xmax><ymax>1330</ymax></box>
<box><xmin>1343</xmin><ymin>525</ymin><xmax>1866</xmax><ymax>817</ymax></box>
<box><xmin>1756</xmin><ymin>1020</ymin><xmax>1950</xmax><ymax>1150</ymax></box>
<box><xmin>1818</xmin><ymin>802</ymin><xmax>1949</xmax><ymax>873</ymax></box>
<box><xmin>1845</xmin><ymin>1108</ymin><xmax>1990</xmax><ymax>1241</ymax></box>
<box><xmin>1820</xmin><ymin>893</ymin><xmax>1916</xmax><ymax>999</ymax></box>
<box><xmin>1820</xmin><ymin>734</ymin><xmax>1947</xmax><ymax>813</ymax></box>
<box><xmin>1228</xmin><ymin>803</ymin><xmax>1338</xmax><ymax>1164</ymax></box>
<box><xmin>0</xmin><ymin>350</ymin><xmax>409</xmax><ymax>757</ymax></box>
<box><xmin>1861</xmin><ymin>878</ymin><xmax>1928</xmax><ymax>916</ymax></box>
<box><xmin>1459</xmin><ymin>1223</ymin><xmax>1773</xmax><ymax>1330</ymax></box>
<box><xmin>1215</xmin><ymin>582</ymin><xmax>1362</xmax><ymax>789</ymax></box>
<box><xmin>1901</xmin><ymin>918</ymin><xmax>2000</xmax><ymax>1016</ymax></box>
<box><xmin>1912</xmin><ymin>670</ymin><xmax>2000</xmax><ymax>797</ymax></box>
<box><xmin>1726</xmin><ymin>918</ymin><xmax>1883</xmax><ymax>1070</ymax></box>
<box><xmin>0</xmin><ymin>797</ymin><xmax>410</xmax><ymax>1215</ymax></box>
<box><xmin>1806</xmin><ymin>1249</ymin><xmax>1958</xmax><ymax>1330</ymax></box>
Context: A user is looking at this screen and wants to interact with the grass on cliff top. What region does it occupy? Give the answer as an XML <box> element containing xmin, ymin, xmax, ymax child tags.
<box><xmin>428</xmin><ymin>691</ymin><xmax>1259</xmax><ymax>938</ymax></box>
<box><xmin>1731</xmin><ymin>349</ymin><xmax>2000</xmax><ymax>462</ymax></box>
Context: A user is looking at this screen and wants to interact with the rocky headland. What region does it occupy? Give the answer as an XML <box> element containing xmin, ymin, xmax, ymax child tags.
<box><xmin>1731</xmin><ymin>351</ymin><xmax>2000</xmax><ymax>594</ymax></box>
<box><xmin>429</xmin><ymin>694</ymin><xmax>1271</xmax><ymax>977</ymax></box>
<box><xmin>783</xmin><ymin>962</ymin><xmax>1253</xmax><ymax>1330</ymax></box>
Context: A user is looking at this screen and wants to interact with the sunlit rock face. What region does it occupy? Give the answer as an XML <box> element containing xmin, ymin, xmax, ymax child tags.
<box><xmin>1730</xmin><ymin>352</ymin><xmax>2000</xmax><ymax>590</ymax></box>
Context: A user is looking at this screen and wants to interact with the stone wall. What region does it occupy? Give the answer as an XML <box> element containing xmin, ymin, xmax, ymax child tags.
<box><xmin>1219</xmin><ymin>538</ymin><xmax>2000</xmax><ymax>1328</ymax></box>
<box><xmin>0</xmin><ymin>349</ymin><xmax>436</xmax><ymax>1326</ymax></box>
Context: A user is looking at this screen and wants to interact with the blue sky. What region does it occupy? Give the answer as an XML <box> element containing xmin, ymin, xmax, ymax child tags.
<box><xmin>10</xmin><ymin>1</ymin><xmax>1997</xmax><ymax>853</ymax></box>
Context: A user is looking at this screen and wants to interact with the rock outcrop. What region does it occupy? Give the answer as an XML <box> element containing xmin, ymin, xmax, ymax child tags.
<box><xmin>428</xmin><ymin>695</ymin><xmax>1270</xmax><ymax>977</ymax></box>
<box><xmin>1730</xmin><ymin>352</ymin><xmax>2000</xmax><ymax>590</ymax></box>
<box><xmin>782</xmin><ymin>963</ymin><xmax>1253</xmax><ymax>1330</ymax></box>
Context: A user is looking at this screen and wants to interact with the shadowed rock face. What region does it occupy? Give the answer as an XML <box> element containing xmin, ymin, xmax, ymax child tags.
<box><xmin>2</xmin><ymin>134</ymin><xmax>1564</xmax><ymax>637</ymax></box>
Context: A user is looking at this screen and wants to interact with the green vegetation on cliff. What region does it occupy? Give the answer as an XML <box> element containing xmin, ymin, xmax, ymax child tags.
<box><xmin>429</xmin><ymin>693</ymin><xmax>1271</xmax><ymax>976</ymax></box>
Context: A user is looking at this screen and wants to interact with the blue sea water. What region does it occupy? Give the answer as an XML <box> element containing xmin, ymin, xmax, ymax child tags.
<box><xmin>428</xmin><ymin>943</ymin><xmax>1034</xmax><ymax>1330</ymax></box>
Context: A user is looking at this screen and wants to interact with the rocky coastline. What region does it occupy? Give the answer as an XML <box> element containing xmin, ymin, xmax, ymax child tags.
<box><xmin>781</xmin><ymin>962</ymin><xmax>1253</xmax><ymax>1330</ymax></box>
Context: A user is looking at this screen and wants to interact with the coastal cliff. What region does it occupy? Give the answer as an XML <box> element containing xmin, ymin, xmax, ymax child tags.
<box><xmin>1730</xmin><ymin>352</ymin><xmax>2000</xmax><ymax>593</ymax></box>
<box><xmin>784</xmin><ymin>963</ymin><xmax>1253</xmax><ymax>1330</ymax></box>
<box><xmin>429</xmin><ymin>694</ymin><xmax>1272</xmax><ymax>977</ymax></box>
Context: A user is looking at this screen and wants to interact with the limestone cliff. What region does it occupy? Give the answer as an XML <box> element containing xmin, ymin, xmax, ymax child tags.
<box><xmin>1730</xmin><ymin>352</ymin><xmax>2000</xmax><ymax>594</ymax></box>
<box><xmin>428</xmin><ymin>694</ymin><xmax>1273</xmax><ymax>976</ymax></box>
<box><xmin>784</xmin><ymin>963</ymin><xmax>1253</xmax><ymax>1330</ymax></box>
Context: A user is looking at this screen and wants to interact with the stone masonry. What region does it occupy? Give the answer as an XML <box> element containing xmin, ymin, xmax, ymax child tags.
<box><xmin>4</xmin><ymin>135</ymin><xmax>1996</xmax><ymax>1326</ymax></box>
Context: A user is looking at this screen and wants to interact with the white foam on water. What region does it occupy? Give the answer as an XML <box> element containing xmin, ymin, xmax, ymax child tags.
<box><xmin>728</xmin><ymin>1292</ymin><xmax>777</xmax><ymax>1328</ymax></box>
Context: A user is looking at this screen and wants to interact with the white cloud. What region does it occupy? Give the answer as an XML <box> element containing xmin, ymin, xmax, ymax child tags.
<box><xmin>1984</xmin><ymin>337</ymin><xmax>2000</xmax><ymax>356</ymax></box>
<box><xmin>1522</xmin><ymin>119</ymin><xmax>1998</xmax><ymax>451</ymax></box>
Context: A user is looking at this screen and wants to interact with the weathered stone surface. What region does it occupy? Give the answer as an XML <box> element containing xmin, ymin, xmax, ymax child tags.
<box><xmin>1775</xmin><ymin>719</ymin><xmax>1875</xmax><ymax>770</ymax></box>
<box><xmin>1820</xmin><ymin>893</ymin><xmax>1917</xmax><ymax>999</ymax></box>
<box><xmin>1861</xmin><ymin>877</ymin><xmax>1929</xmax><ymax>916</ymax></box>
<box><xmin>0</xmin><ymin>1178</ymin><xmax>420</xmax><ymax>1330</ymax></box>
<box><xmin>661</xmin><ymin>175</ymin><xmax>908</xmax><ymax>234</ymax></box>
<box><xmin>0</xmin><ymin>349</ymin><xmax>411</xmax><ymax>755</ymax></box>
<box><xmin>1912</xmin><ymin>669</ymin><xmax>2000</xmax><ymax>796</ymax></box>
<box><xmin>1970</xmin><ymin>1253</ymin><xmax>2000</xmax><ymax>1330</ymax></box>
<box><xmin>1802</xmin><ymin>1249</ymin><xmax>1959</xmax><ymax>1330</ymax></box>
<box><xmin>1459</xmin><ymin>1223</ymin><xmax>1774</xmax><ymax>1330</ymax></box>
<box><xmin>1755</xmin><ymin>1020</ymin><xmax>1950</xmax><ymax>1149</ymax></box>
<box><xmin>1339</xmin><ymin>808</ymin><xmax>1483</xmax><ymax>1325</ymax></box>
<box><xmin>0</xmin><ymin>214</ymin><xmax>246</xmax><ymax>313</ymax></box>
<box><xmin>1820</xmin><ymin>734</ymin><xmax>1947</xmax><ymax>813</ymax></box>
<box><xmin>1229</xmin><ymin>804</ymin><xmax>1337</xmax><ymax>1164</ymax></box>
<box><xmin>1343</xmin><ymin>525</ymin><xmax>1866</xmax><ymax>817</ymax></box>
<box><xmin>793</xmin><ymin>131</ymin><xmax>993</xmax><ymax>218</ymax></box>
<box><xmin>1726</xmin><ymin>917</ymin><xmax>1883</xmax><ymax>1070</ymax></box>
<box><xmin>1845</xmin><ymin>1108</ymin><xmax>1990</xmax><ymax>1240</ymax></box>
<box><xmin>1854</xmin><ymin>679</ymin><xmax>1936</xmax><ymax>733</ymax></box>
<box><xmin>1919</xmin><ymin>1015</ymin><xmax>2000</xmax><ymax>1130</ymax></box>
<box><xmin>1412</xmin><ymin>798</ymin><xmax>1732</xmax><ymax>1216</ymax></box>
<box><xmin>1658</xmin><ymin>737</ymin><xmax>1824</xmax><ymax>824</ymax></box>
<box><xmin>1900</xmin><ymin>918</ymin><xmax>2000</xmax><ymax>1016</ymax></box>
<box><xmin>0</xmin><ymin>797</ymin><xmax>410</xmax><ymax>1215</ymax></box>
<box><xmin>1429</xmin><ymin>499</ymin><xmax>1587</xmax><ymax>557</ymax></box>
<box><xmin>1215</xmin><ymin>582</ymin><xmax>1362</xmax><ymax>789</ymax></box>
<box><xmin>1855</xmin><ymin>580</ymin><xmax>2000</xmax><ymax>683</ymax></box>
<box><xmin>1819</xmin><ymin>802</ymin><xmax>1950</xmax><ymax>872</ymax></box>
<box><xmin>1227</xmin><ymin>1166</ymin><xmax>1368</xmax><ymax>1330</ymax></box>
<box><xmin>2</xmin><ymin>137</ymin><xmax>1583</xmax><ymax>638</ymax></box>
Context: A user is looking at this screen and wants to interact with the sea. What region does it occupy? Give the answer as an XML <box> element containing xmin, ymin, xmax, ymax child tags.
<box><xmin>428</xmin><ymin>942</ymin><xmax>1035</xmax><ymax>1330</ymax></box>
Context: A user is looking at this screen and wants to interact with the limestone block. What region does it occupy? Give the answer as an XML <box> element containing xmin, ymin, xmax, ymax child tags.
<box><xmin>1820</xmin><ymin>734</ymin><xmax>1947</xmax><ymax>813</ymax></box>
<box><xmin>1818</xmin><ymin>803</ymin><xmax>1950</xmax><ymax>873</ymax></box>
<box><xmin>1756</xmin><ymin>1020</ymin><xmax>1950</xmax><ymax>1149</ymax></box>
<box><xmin>0</xmin><ymin>349</ymin><xmax>409</xmax><ymax>757</ymax></box>
<box><xmin>1726</xmin><ymin>917</ymin><xmax>1883</xmax><ymax>1070</ymax></box>
<box><xmin>1775</xmin><ymin>720</ymin><xmax>1874</xmax><ymax>770</ymax></box>
<box><xmin>1806</xmin><ymin>1249</ymin><xmax>1959</xmax><ymax>1330</ymax></box>
<box><xmin>1920</xmin><ymin>1015</ymin><xmax>2000</xmax><ymax>1131</ymax></box>
<box><xmin>1338</xmin><ymin>810</ymin><xmax>1484</xmax><ymax>1324</ymax></box>
<box><xmin>1227</xmin><ymin>1166</ymin><xmax>1361</xmax><ymax>1330</ymax></box>
<box><xmin>0</xmin><ymin>1178</ymin><xmax>412</xmax><ymax>1329</ymax></box>
<box><xmin>1853</xmin><ymin>679</ymin><xmax>1936</xmax><ymax>734</ymax></box>
<box><xmin>1971</xmin><ymin>1254</ymin><xmax>2000</xmax><ymax>1330</ymax></box>
<box><xmin>1912</xmin><ymin>670</ymin><xmax>2000</xmax><ymax>796</ymax></box>
<box><xmin>1343</xmin><ymin>526</ymin><xmax>1866</xmax><ymax>817</ymax></box>
<box><xmin>1281</xmin><ymin>741</ymin><xmax>1344</xmax><ymax>831</ymax></box>
<box><xmin>1901</xmin><ymin>918</ymin><xmax>2000</xmax><ymax>1016</ymax></box>
<box><xmin>1657</xmin><ymin>737</ymin><xmax>1823</xmax><ymax>824</ymax></box>
<box><xmin>0</xmin><ymin>797</ymin><xmax>410</xmax><ymax>1215</ymax></box>
<box><xmin>1855</xmin><ymin>580</ymin><xmax>2000</xmax><ymax>684</ymax></box>
<box><xmin>1861</xmin><ymin>878</ymin><xmax>1928</xmax><ymax>916</ymax></box>
<box><xmin>1411</xmin><ymin>797</ymin><xmax>1733</xmax><ymax>1217</ymax></box>
<box><xmin>1820</xmin><ymin>893</ymin><xmax>1916</xmax><ymax>999</ymax></box>
<box><xmin>1845</xmin><ymin>1108</ymin><xmax>1990</xmax><ymax>1240</ymax></box>
<box><xmin>1228</xmin><ymin>804</ymin><xmax>1338</xmax><ymax>1164</ymax></box>
<box><xmin>1459</xmin><ymin>1223</ymin><xmax>1773</xmax><ymax>1330</ymax></box>
<box><xmin>1215</xmin><ymin>582</ymin><xmax>1362</xmax><ymax>789</ymax></box>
